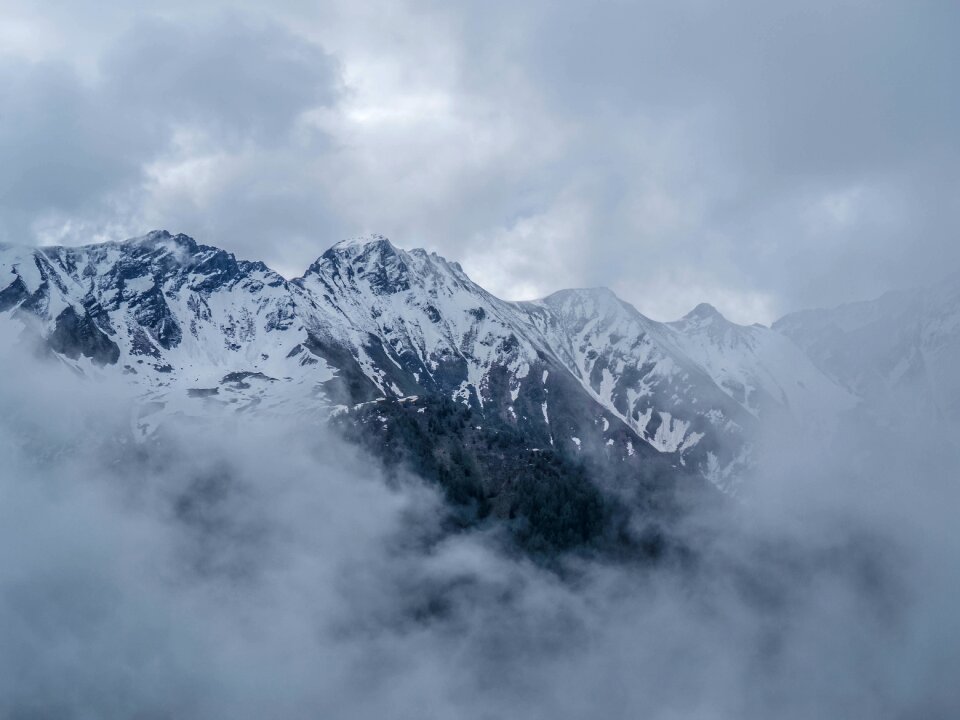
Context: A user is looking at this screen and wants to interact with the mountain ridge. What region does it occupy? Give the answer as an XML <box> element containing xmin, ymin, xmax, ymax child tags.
<box><xmin>0</xmin><ymin>231</ymin><xmax>859</xmax><ymax>494</ymax></box>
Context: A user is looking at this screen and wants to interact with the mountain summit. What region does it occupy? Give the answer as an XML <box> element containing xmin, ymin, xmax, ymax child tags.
<box><xmin>1</xmin><ymin>232</ymin><xmax>861</xmax><ymax>495</ymax></box>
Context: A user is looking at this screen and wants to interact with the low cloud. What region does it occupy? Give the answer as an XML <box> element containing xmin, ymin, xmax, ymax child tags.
<box><xmin>1</xmin><ymin>330</ymin><xmax>959</xmax><ymax>718</ymax></box>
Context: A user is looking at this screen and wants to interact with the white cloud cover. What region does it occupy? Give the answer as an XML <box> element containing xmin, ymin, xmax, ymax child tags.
<box><xmin>1</xmin><ymin>0</ymin><xmax>958</xmax><ymax>323</ymax></box>
<box><xmin>2</xmin><ymin>304</ymin><xmax>959</xmax><ymax>718</ymax></box>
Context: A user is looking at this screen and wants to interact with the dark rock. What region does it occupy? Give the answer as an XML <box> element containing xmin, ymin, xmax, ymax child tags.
<box><xmin>48</xmin><ymin>306</ymin><xmax>120</xmax><ymax>366</ymax></box>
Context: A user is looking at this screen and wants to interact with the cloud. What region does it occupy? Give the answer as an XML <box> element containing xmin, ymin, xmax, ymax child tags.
<box><xmin>0</xmin><ymin>57</ymin><xmax>147</xmax><ymax>224</ymax></box>
<box><xmin>430</xmin><ymin>0</ymin><xmax>960</xmax><ymax>320</ymax></box>
<box><xmin>103</xmin><ymin>16</ymin><xmax>340</xmax><ymax>145</ymax></box>
<box><xmin>0</xmin><ymin>12</ymin><xmax>342</xmax><ymax>264</ymax></box>
<box><xmin>1</xmin><ymin>324</ymin><xmax>960</xmax><ymax>718</ymax></box>
<box><xmin>1</xmin><ymin>0</ymin><xmax>958</xmax><ymax>322</ymax></box>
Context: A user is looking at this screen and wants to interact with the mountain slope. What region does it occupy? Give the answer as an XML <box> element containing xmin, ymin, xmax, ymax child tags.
<box><xmin>668</xmin><ymin>303</ymin><xmax>856</xmax><ymax>431</ymax></box>
<box><xmin>0</xmin><ymin>232</ymin><xmax>340</xmax><ymax>433</ymax></box>
<box><xmin>774</xmin><ymin>273</ymin><xmax>960</xmax><ymax>441</ymax></box>
<box><xmin>0</xmin><ymin>231</ymin><xmax>852</xmax><ymax>494</ymax></box>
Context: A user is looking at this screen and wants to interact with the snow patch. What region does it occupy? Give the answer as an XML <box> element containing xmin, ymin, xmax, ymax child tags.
<box><xmin>124</xmin><ymin>275</ymin><xmax>155</xmax><ymax>294</ymax></box>
<box><xmin>648</xmin><ymin>412</ymin><xmax>692</xmax><ymax>453</ymax></box>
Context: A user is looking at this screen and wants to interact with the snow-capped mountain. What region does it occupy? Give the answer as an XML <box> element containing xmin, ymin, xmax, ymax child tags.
<box><xmin>0</xmin><ymin>232</ymin><xmax>337</xmax><ymax>433</ymax></box>
<box><xmin>775</xmin><ymin>273</ymin><xmax>960</xmax><ymax>442</ymax></box>
<box><xmin>0</xmin><ymin>231</ymin><xmax>856</xmax><ymax>492</ymax></box>
<box><xmin>667</xmin><ymin>303</ymin><xmax>856</xmax><ymax>430</ymax></box>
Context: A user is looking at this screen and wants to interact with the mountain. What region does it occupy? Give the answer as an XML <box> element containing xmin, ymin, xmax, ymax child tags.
<box><xmin>0</xmin><ymin>231</ymin><xmax>855</xmax><ymax>508</ymax></box>
<box><xmin>775</xmin><ymin>273</ymin><xmax>960</xmax><ymax>442</ymax></box>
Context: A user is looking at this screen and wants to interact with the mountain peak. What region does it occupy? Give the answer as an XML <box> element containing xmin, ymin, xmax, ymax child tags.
<box><xmin>305</xmin><ymin>236</ymin><xmax>482</xmax><ymax>296</ymax></box>
<box><xmin>302</xmin><ymin>234</ymin><xmax>414</xmax><ymax>295</ymax></box>
<box><xmin>129</xmin><ymin>230</ymin><xmax>200</xmax><ymax>253</ymax></box>
<box><xmin>576</xmin><ymin>286</ymin><xmax>619</xmax><ymax>300</ymax></box>
<box><xmin>683</xmin><ymin>302</ymin><xmax>726</xmax><ymax>323</ymax></box>
<box><xmin>328</xmin><ymin>234</ymin><xmax>397</xmax><ymax>255</ymax></box>
<box><xmin>543</xmin><ymin>286</ymin><xmax>620</xmax><ymax>305</ymax></box>
<box><xmin>542</xmin><ymin>287</ymin><xmax>645</xmax><ymax>323</ymax></box>
<box><xmin>311</xmin><ymin>234</ymin><xmax>402</xmax><ymax>272</ymax></box>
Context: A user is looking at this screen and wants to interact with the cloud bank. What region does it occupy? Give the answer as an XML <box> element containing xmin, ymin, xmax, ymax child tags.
<box><xmin>1</xmin><ymin>331</ymin><xmax>958</xmax><ymax>719</ymax></box>
<box><xmin>2</xmin><ymin>1</ymin><xmax>959</xmax><ymax>322</ymax></box>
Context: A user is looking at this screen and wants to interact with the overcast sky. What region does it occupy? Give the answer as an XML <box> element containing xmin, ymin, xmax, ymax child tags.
<box><xmin>1</xmin><ymin>0</ymin><xmax>957</xmax><ymax>323</ymax></box>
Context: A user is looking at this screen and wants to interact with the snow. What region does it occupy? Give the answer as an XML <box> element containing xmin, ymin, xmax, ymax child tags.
<box><xmin>124</xmin><ymin>275</ymin><xmax>155</xmax><ymax>294</ymax></box>
<box><xmin>648</xmin><ymin>412</ymin><xmax>691</xmax><ymax>453</ymax></box>
<box><xmin>0</xmin><ymin>232</ymin><xmax>866</xmax><ymax>492</ymax></box>
<box><xmin>599</xmin><ymin>368</ymin><xmax>617</xmax><ymax>400</ymax></box>
<box><xmin>541</xmin><ymin>401</ymin><xmax>553</xmax><ymax>444</ymax></box>
<box><xmin>678</xmin><ymin>432</ymin><xmax>704</xmax><ymax>453</ymax></box>
<box><xmin>635</xmin><ymin>406</ymin><xmax>654</xmax><ymax>434</ymax></box>
<box><xmin>667</xmin><ymin>305</ymin><xmax>855</xmax><ymax>426</ymax></box>
<box><xmin>0</xmin><ymin>246</ymin><xmax>42</xmax><ymax>292</ymax></box>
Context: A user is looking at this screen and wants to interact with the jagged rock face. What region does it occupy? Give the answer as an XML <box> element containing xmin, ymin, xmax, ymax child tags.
<box><xmin>0</xmin><ymin>231</ymin><xmax>327</xmax><ymax>431</ymax></box>
<box><xmin>0</xmin><ymin>231</ymin><xmax>855</xmax><ymax>492</ymax></box>
<box><xmin>520</xmin><ymin>289</ymin><xmax>759</xmax><ymax>486</ymax></box>
<box><xmin>48</xmin><ymin>306</ymin><xmax>121</xmax><ymax>366</ymax></box>
<box><xmin>296</xmin><ymin>236</ymin><xmax>542</xmax><ymax>406</ymax></box>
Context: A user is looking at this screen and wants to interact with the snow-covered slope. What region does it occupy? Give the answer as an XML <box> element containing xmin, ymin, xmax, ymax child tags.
<box><xmin>774</xmin><ymin>273</ymin><xmax>960</xmax><ymax>441</ymax></box>
<box><xmin>515</xmin><ymin>291</ymin><xmax>855</xmax><ymax>491</ymax></box>
<box><xmin>0</xmin><ymin>231</ymin><xmax>337</xmax><ymax>433</ymax></box>
<box><xmin>668</xmin><ymin>303</ymin><xmax>856</xmax><ymax>429</ymax></box>
<box><xmin>0</xmin><ymin>231</ymin><xmax>856</xmax><ymax>491</ymax></box>
<box><xmin>294</xmin><ymin>235</ymin><xmax>544</xmax><ymax>406</ymax></box>
<box><xmin>292</xmin><ymin>237</ymin><xmax>674</xmax><ymax>469</ymax></box>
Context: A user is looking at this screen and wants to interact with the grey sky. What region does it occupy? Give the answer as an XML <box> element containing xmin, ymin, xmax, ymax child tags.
<box><xmin>1</xmin><ymin>0</ymin><xmax>957</xmax><ymax>323</ymax></box>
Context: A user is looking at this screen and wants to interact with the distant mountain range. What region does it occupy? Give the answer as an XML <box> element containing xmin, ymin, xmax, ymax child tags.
<box><xmin>2</xmin><ymin>231</ymin><xmax>956</xmax><ymax>550</ymax></box>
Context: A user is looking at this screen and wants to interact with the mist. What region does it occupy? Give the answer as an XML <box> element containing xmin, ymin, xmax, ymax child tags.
<box><xmin>1</xmin><ymin>329</ymin><xmax>958</xmax><ymax>720</ymax></box>
<box><xmin>3</xmin><ymin>0</ymin><xmax>957</xmax><ymax>714</ymax></box>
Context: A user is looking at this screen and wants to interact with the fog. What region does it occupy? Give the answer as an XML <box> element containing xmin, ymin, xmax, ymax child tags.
<box><xmin>1</xmin><ymin>341</ymin><xmax>959</xmax><ymax>719</ymax></box>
